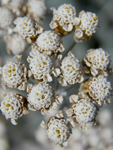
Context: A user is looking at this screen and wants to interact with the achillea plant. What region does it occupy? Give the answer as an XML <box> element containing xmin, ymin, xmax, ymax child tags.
<box><xmin>0</xmin><ymin>0</ymin><xmax>113</xmax><ymax>149</ymax></box>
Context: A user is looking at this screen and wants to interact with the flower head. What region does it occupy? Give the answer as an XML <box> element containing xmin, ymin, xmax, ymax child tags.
<box><xmin>1</xmin><ymin>0</ymin><xmax>25</xmax><ymax>16</ymax></box>
<box><xmin>35</xmin><ymin>30</ymin><xmax>65</xmax><ymax>55</ymax></box>
<box><xmin>83</xmin><ymin>48</ymin><xmax>110</xmax><ymax>76</ymax></box>
<box><xmin>79</xmin><ymin>75</ymin><xmax>112</xmax><ymax>106</ymax></box>
<box><xmin>0</xmin><ymin>7</ymin><xmax>14</xmax><ymax>29</ymax></box>
<box><xmin>27</xmin><ymin>49</ymin><xmax>54</xmax><ymax>82</ymax></box>
<box><xmin>27</xmin><ymin>0</ymin><xmax>46</xmax><ymax>21</ymax></box>
<box><xmin>66</xmin><ymin>95</ymin><xmax>97</xmax><ymax>131</ymax></box>
<box><xmin>0</xmin><ymin>55</ymin><xmax>28</xmax><ymax>90</ymax></box>
<box><xmin>0</xmin><ymin>92</ymin><xmax>29</xmax><ymax>125</ymax></box>
<box><xmin>55</xmin><ymin>52</ymin><xmax>84</xmax><ymax>86</ymax></box>
<box><xmin>50</xmin><ymin>4</ymin><xmax>78</xmax><ymax>35</ymax></box>
<box><xmin>14</xmin><ymin>16</ymin><xmax>43</xmax><ymax>43</ymax></box>
<box><xmin>74</xmin><ymin>11</ymin><xmax>99</xmax><ymax>42</ymax></box>
<box><xmin>41</xmin><ymin>111</ymin><xmax>72</xmax><ymax>146</ymax></box>
<box><xmin>5</xmin><ymin>34</ymin><xmax>27</xmax><ymax>55</ymax></box>
<box><xmin>27</xmin><ymin>83</ymin><xmax>63</xmax><ymax>115</ymax></box>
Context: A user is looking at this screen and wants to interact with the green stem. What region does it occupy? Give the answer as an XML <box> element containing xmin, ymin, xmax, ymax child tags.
<box><xmin>63</xmin><ymin>41</ymin><xmax>77</xmax><ymax>57</ymax></box>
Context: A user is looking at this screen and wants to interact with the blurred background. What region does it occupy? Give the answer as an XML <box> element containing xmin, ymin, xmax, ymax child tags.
<box><xmin>0</xmin><ymin>0</ymin><xmax>113</xmax><ymax>150</ymax></box>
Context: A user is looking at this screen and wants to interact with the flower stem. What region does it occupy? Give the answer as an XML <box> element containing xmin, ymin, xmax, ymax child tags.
<box><xmin>63</xmin><ymin>41</ymin><xmax>77</xmax><ymax>57</ymax></box>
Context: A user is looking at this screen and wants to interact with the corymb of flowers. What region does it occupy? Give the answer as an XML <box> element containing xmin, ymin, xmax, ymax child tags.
<box><xmin>0</xmin><ymin>1</ymin><xmax>112</xmax><ymax>148</ymax></box>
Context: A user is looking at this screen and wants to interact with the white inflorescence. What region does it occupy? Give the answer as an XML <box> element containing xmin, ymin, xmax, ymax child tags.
<box><xmin>0</xmin><ymin>7</ymin><xmax>14</xmax><ymax>29</ymax></box>
<box><xmin>0</xmin><ymin>56</ymin><xmax>27</xmax><ymax>90</ymax></box>
<box><xmin>35</xmin><ymin>30</ymin><xmax>65</xmax><ymax>55</ymax></box>
<box><xmin>58</xmin><ymin>52</ymin><xmax>84</xmax><ymax>86</ymax></box>
<box><xmin>84</xmin><ymin>48</ymin><xmax>110</xmax><ymax>76</ymax></box>
<box><xmin>5</xmin><ymin>34</ymin><xmax>27</xmax><ymax>55</ymax></box>
<box><xmin>79</xmin><ymin>11</ymin><xmax>99</xmax><ymax>35</ymax></box>
<box><xmin>52</xmin><ymin>110</ymin><xmax>113</xmax><ymax>150</ymax></box>
<box><xmin>0</xmin><ymin>92</ymin><xmax>28</xmax><ymax>125</ymax></box>
<box><xmin>0</xmin><ymin>1</ymin><xmax>112</xmax><ymax>148</ymax></box>
<box><xmin>1</xmin><ymin>0</ymin><xmax>25</xmax><ymax>16</ymax></box>
<box><xmin>79</xmin><ymin>11</ymin><xmax>99</xmax><ymax>36</ymax></box>
<box><xmin>66</xmin><ymin>97</ymin><xmax>97</xmax><ymax>131</ymax></box>
<box><xmin>88</xmin><ymin>76</ymin><xmax>112</xmax><ymax>101</ymax></box>
<box><xmin>27</xmin><ymin>0</ymin><xmax>46</xmax><ymax>20</ymax></box>
<box><xmin>14</xmin><ymin>16</ymin><xmax>43</xmax><ymax>43</ymax></box>
<box><xmin>50</xmin><ymin>4</ymin><xmax>77</xmax><ymax>33</ymax></box>
<box><xmin>79</xmin><ymin>75</ymin><xmax>112</xmax><ymax>106</ymax></box>
<box><xmin>28</xmin><ymin>83</ymin><xmax>55</xmax><ymax>111</ymax></box>
<box><xmin>74</xmin><ymin>11</ymin><xmax>99</xmax><ymax>42</ymax></box>
<box><xmin>47</xmin><ymin>116</ymin><xmax>71</xmax><ymax>146</ymax></box>
<box><xmin>72</xmin><ymin>99</ymin><xmax>97</xmax><ymax>124</ymax></box>
<box><xmin>27</xmin><ymin>50</ymin><xmax>54</xmax><ymax>82</ymax></box>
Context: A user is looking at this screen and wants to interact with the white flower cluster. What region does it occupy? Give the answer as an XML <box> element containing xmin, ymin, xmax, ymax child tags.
<box><xmin>14</xmin><ymin>16</ymin><xmax>43</xmax><ymax>43</ymax></box>
<box><xmin>27</xmin><ymin>83</ymin><xmax>63</xmax><ymax>115</ymax></box>
<box><xmin>54</xmin><ymin>52</ymin><xmax>84</xmax><ymax>86</ymax></box>
<box><xmin>66</xmin><ymin>95</ymin><xmax>97</xmax><ymax>131</ymax></box>
<box><xmin>74</xmin><ymin>10</ymin><xmax>99</xmax><ymax>42</ymax></box>
<box><xmin>4</xmin><ymin>34</ymin><xmax>27</xmax><ymax>55</ymax></box>
<box><xmin>83</xmin><ymin>48</ymin><xmax>110</xmax><ymax>76</ymax></box>
<box><xmin>41</xmin><ymin>111</ymin><xmax>72</xmax><ymax>146</ymax></box>
<box><xmin>0</xmin><ymin>2</ymin><xmax>112</xmax><ymax>148</ymax></box>
<box><xmin>50</xmin><ymin>4</ymin><xmax>99</xmax><ymax>39</ymax></box>
<box><xmin>27</xmin><ymin>49</ymin><xmax>54</xmax><ymax>82</ymax></box>
<box><xmin>0</xmin><ymin>7</ymin><xmax>14</xmax><ymax>29</ymax></box>
<box><xmin>54</xmin><ymin>110</ymin><xmax>113</xmax><ymax>150</ymax></box>
<box><xmin>27</xmin><ymin>0</ymin><xmax>46</xmax><ymax>21</ymax></box>
<box><xmin>35</xmin><ymin>30</ymin><xmax>65</xmax><ymax>55</ymax></box>
<box><xmin>0</xmin><ymin>92</ymin><xmax>29</xmax><ymax>125</ymax></box>
<box><xmin>50</xmin><ymin>4</ymin><xmax>77</xmax><ymax>35</ymax></box>
<box><xmin>79</xmin><ymin>11</ymin><xmax>99</xmax><ymax>35</ymax></box>
<box><xmin>0</xmin><ymin>55</ymin><xmax>28</xmax><ymax>90</ymax></box>
<box><xmin>1</xmin><ymin>0</ymin><xmax>25</xmax><ymax>16</ymax></box>
<box><xmin>79</xmin><ymin>75</ymin><xmax>112</xmax><ymax>106</ymax></box>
